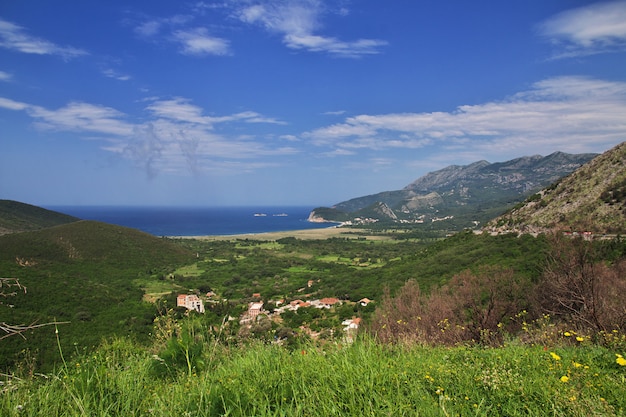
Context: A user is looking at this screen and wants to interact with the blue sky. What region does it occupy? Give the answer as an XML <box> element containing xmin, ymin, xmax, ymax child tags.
<box><xmin>1</xmin><ymin>1</ymin><xmax>625</xmax><ymax>207</ymax></box>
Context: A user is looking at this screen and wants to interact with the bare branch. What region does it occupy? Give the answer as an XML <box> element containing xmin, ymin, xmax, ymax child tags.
<box><xmin>0</xmin><ymin>321</ymin><xmax>70</xmax><ymax>341</ymax></box>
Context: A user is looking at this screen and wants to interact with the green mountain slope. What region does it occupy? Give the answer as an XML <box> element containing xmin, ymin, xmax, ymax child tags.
<box><xmin>0</xmin><ymin>220</ymin><xmax>194</xmax><ymax>370</ymax></box>
<box><xmin>488</xmin><ymin>141</ymin><xmax>626</xmax><ymax>234</ymax></box>
<box><xmin>309</xmin><ymin>152</ymin><xmax>597</xmax><ymax>231</ymax></box>
<box><xmin>0</xmin><ymin>200</ymin><xmax>79</xmax><ymax>235</ymax></box>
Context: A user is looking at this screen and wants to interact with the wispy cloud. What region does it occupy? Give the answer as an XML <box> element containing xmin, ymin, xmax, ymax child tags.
<box><xmin>304</xmin><ymin>76</ymin><xmax>626</xmax><ymax>160</ymax></box>
<box><xmin>538</xmin><ymin>0</ymin><xmax>626</xmax><ymax>58</ymax></box>
<box><xmin>0</xmin><ymin>97</ymin><xmax>29</xmax><ymax>111</ymax></box>
<box><xmin>0</xmin><ymin>95</ymin><xmax>292</xmax><ymax>176</ymax></box>
<box><xmin>28</xmin><ymin>102</ymin><xmax>135</xmax><ymax>136</ymax></box>
<box><xmin>130</xmin><ymin>1</ymin><xmax>385</xmax><ymax>58</ymax></box>
<box><xmin>102</xmin><ymin>68</ymin><xmax>131</xmax><ymax>81</ymax></box>
<box><xmin>323</xmin><ymin>110</ymin><xmax>346</xmax><ymax>116</ymax></box>
<box><xmin>172</xmin><ymin>28</ymin><xmax>231</xmax><ymax>56</ymax></box>
<box><xmin>132</xmin><ymin>14</ymin><xmax>231</xmax><ymax>56</ymax></box>
<box><xmin>133</xmin><ymin>15</ymin><xmax>192</xmax><ymax>37</ymax></box>
<box><xmin>145</xmin><ymin>98</ymin><xmax>286</xmax><ymax>125</ymax></box>
<box><xmin>0</xmin><ymin>70</ymin><xmax>12</xmax><ymax>82</ymax></box>
<box><xmin>0</xmin><ymin>18</ymin><xmax>87</xmax><ymax>59</ymax></box>
<box><xmin>234</xmin><ymin>0</ymin><xmax>387</xmax><ymax>57</ymax></box>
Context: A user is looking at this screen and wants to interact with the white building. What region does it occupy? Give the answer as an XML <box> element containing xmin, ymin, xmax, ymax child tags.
<box><xmin>177</xmin><ymin>294</ymin><xmax>205</xmax><ymax>313</ymax></box>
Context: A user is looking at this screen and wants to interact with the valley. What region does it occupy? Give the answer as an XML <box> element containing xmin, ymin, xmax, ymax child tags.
<box><xmin>1</xmin><ymin>142</ymin><xmax>625</xmax><ymax>416</ymax></box>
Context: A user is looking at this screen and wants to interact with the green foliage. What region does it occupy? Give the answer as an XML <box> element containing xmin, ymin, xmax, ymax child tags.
<box><xmin>601</xmin><ymin>176</ymin><xmax>626</xmax><ymax>207</ymax></box>
<box><xmin>370</xmin><ymin>234</ymin><xmax>626</xmax><ymax>346</ymax></box>
<box><xmin>1</xmin><ymin>214</ymin><xmax>626</xmax><ymax>415</ymax></box>
<box><xmin>152</xmin><ymin>317</ymin><xmax>208</xmax><ymax>378</ymax></box>
<box><xmin>0</xmin><ymin>200</ymin><xmax>78</xmax><ymax>234</ymax></box>
<box><xmin>309</xmin><ymin>206</ymin><xmax>351</xmax><ymax>222</ymax></box>
<box><xmin>0</xmin><ymin>221</ymin><xmax>194</xmax><ymax>371</ymax></box>
<box><xmin>2</xmin><ymin>337</ymin><xmax>625</xmax><ymax>416</ymax></box>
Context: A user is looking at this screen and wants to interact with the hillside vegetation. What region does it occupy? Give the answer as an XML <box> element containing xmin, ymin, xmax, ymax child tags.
<box><xmin>489</xmin><ymin>141</ymin><xmax>626</xmax><ymax>234</ymax></box>
<box><xmin>0</xmin><ymin>220</ymin><xmax>194</xmax><ymax>369</ymax></box>
<box><xmin>2</xmin><ymin>337</ymin><xmax>625</xmax><ymax>416</ymax></box>
<box><xmin>310</xmin><ymin>151</ymin><xmax>596</xmax><ymax>231</ymax></box>
<box><xmin>0</xmin><ymin>200</ymin><xmax>78</xmax><ymax>235</ymax></box>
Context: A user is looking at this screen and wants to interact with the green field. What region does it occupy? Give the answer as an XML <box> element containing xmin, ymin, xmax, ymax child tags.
<box><xmin>2</xmin><ymin>335</ymin><xmax>625</xmax><ymax>416</ymax></box>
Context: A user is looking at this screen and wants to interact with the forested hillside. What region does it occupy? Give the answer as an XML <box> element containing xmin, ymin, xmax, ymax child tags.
<box><xmin>0</xmin><ymin>200</ymin><xmax>78</xmax><ymax>235</ymax></box>
<box><xmin>0</xmin><ymin>221</ymin><xmax>193</xmax><ymax>369</ymax></box>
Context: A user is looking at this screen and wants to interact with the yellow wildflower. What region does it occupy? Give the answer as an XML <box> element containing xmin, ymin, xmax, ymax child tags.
<box><xmin>616</xmin><ymin>354</ymin><xmax>626</xmax><ymax>366</ymax></box>
<box><xmin>564</xmin><ymin>331</ymin><xmax>571</xmax><ymax>337</ymax></box>
<box><xmin>573</xmin><ymin>362</ymin><xmax>583</xmax><ymax>368</ymax></box>
<box><xmin>550</xmin><ymin>352</ymin><xmax>561</xmax><ymax>361</ymax></box>
<box><xmin>560</xmin><ymin>375</ymin><xmax>569</xmax><ymax>383</ymax></box>
<box><xmin>576</xmin><ymin>336</ymin><xmax>584</xmax><ymax>342</ymax></box>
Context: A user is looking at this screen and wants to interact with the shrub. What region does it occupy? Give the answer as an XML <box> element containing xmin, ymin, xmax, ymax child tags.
<box><xmin>370</xmin><ymin>266</ymin><xmax>532</xmax><ymax>345</ymax></box>
<box><xmin>537</xmin><ymin>235</ymin><xmax>626</xmax><ymax>334</ymax></box>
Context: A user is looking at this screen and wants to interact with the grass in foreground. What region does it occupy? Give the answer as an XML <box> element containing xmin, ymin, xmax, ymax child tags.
<box><xmin>2</xmin><ymin>337</ymin><xmax>625</xmax><ymax>416</ymax></box>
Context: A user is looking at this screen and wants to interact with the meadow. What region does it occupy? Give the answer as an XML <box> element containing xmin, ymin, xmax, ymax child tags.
<box><xmin>1</xmin><ymin>334</ymin><xmax>625</xmax><ymax>416</ymax></box>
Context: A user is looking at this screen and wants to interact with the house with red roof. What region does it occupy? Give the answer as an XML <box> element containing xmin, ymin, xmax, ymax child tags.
<box><xmin>177</xmin><ymin>294</ymin><xmax>205</xmax><ymax>313</ymax></box>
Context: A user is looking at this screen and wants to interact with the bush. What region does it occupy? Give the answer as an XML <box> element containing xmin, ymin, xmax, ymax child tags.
<box><xmin>370</xmin><ymin>265</ymin><xmax>532</xmax><ymax>345</ymax></box>
<box><xmin>536</xmin><ymin>235</ymin><xmax>626</xmax><ymax>334</ymax></box>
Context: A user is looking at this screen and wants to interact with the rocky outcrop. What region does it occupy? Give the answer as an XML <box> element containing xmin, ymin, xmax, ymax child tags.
<box><xmin>487</xmin><ymin>141</ymin><xmax>626</xmax><ymax>235</ymax></box>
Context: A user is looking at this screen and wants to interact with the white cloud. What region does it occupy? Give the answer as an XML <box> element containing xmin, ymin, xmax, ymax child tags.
<box><xmin>323</xmin><ymin>110</ymin><xmax>346</xmax><ymax>116</ymax></box>
<box><xmin>284</xmin><ymin>33</ymin><xmax>386</xmax><ymax>57</ymax></box>
<box><xmin>146</xmin><ymin>98</ymin><xmax>285</xmax><ymax>125</ymax></box>
<box><xmin>322</xmin><ymin>148</ymin><xmax>355</xmax><ymax>157</ymax></box>
<box><xmin>133</xmin><ymin>15</ymin><xmax>192</xmax><ymax>37</ymax></box>
<box><xmin>0</xmin><ymin>18</ymin><xmax>87</xmax><ymax>59</ymax></box>
<box><xmin>102</xmin><ymin>69</ymin><xmax>131</xmax><ymax>81</ymax></box>
<box><xmin>0</xmin><ymin>97</ymin><xmax>28</xmax><ymax>110</ymax></box>
<box><xmin>28</xmin><ymin>102</ymin><xmax>135</xmax><ymax>136</ymax></box>
<box><xmin>132</xmin><ymin>14</ymin><xmax>230</xmax><ymax>57</ymax></box>
<box><xmin>172</xmin><ymin>28</ymin><xmax>231</xmax><ymax>56</ymax></box>
<box><xmin>146</xmin><ymin>97</ymin><xmax>213</xmax><ymax>125</ymax></box>
<box><xmin>235</xmin><ymin>0</ymin><xmax>387</xmax><ymax>57</ymax></box>
<box><xmin>304</xmin><ymin>76</ymin><xmax>626</xmax><ymax>159</ymax></box>
<box><xmin>0</xmin><ymin>94</ymin><xmax>292</xmax><ymax>176</ymax></box>
<box><xmin>539</xmin><ymin>1</ymin><xmax>626</xmax><ymax>57</ymax></box>
<box><xmin>135</xmin><ymin>20</ymin><xmax>162</xmax><ymax>37</ymax></box>
<box><xmin>0</xmin><ymin>70</ymin><xmax>12</xmax><ymax>82</ymax></box>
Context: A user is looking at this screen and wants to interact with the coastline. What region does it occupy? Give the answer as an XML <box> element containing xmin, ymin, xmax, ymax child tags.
<box><xmin>169</xmin><ymin>225</ymin><xmax>348</xmax><ymax>241</ymax></box>
<box><xmin>169</xmin><ymin>225</ymin><xmax>392</xmax><ymax>241</ymax></box>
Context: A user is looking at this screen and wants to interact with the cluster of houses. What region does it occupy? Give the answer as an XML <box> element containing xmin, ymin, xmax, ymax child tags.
<box><xmin>176</xmin><ymin>291</ymin><xmax>373</xmax><ymax>338</ymax></box>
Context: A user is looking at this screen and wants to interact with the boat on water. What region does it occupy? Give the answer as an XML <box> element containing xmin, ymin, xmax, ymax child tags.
<box><xmin>253</xmin><ymin>213</ymin><xmax>267</xmax><ymax>217</ymax></box>
<box><xmin>273</xmin><ymin>213</ymin><xmax>288</xmax><ymax>217</ymax></box>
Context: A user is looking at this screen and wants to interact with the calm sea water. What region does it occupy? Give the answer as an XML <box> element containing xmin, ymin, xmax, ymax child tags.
<box><xmin>47</xmin><ymin>206</ymin><xmax>337</xmax><ymax>237</ymax></box>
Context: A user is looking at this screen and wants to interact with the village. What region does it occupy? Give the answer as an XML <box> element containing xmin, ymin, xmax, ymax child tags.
<box><xmin>176</xmin><ymin>284</ymin><xmax>374</xmax><ymax>342</ymax></box>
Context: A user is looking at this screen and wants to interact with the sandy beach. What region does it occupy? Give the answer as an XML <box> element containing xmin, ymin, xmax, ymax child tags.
<box><xmin>173</xmin><ymin>226</ymin><xmax>392</xmax><ymax>241</ymax></box>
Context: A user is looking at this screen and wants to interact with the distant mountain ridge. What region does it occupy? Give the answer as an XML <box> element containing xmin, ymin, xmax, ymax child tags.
<box><xmin>0</xmin><ymin>200</ymin><xmax>79</xmax><ymax>235</ymax></box>
<box><xmin>487</xmin><ymin>141</ymin><xmax>626</xmax><ymax>234</ymax></box>
<box><xmin>309</xmin><ymin>151</ymin><xmax>597</xmax><ymax>230</ymax></box>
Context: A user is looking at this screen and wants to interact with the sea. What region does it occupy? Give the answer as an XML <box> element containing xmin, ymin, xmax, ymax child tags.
<box><xmin>47</xmin><ymin>206</ymin><xmax>337</xmax><ymax>237</ymax></box>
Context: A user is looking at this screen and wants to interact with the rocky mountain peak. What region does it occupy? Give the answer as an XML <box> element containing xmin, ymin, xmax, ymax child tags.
<box><xmin>310</xmin><ymin>150</ymin><xmax>599</xmax><ymax>230</ymax></box>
